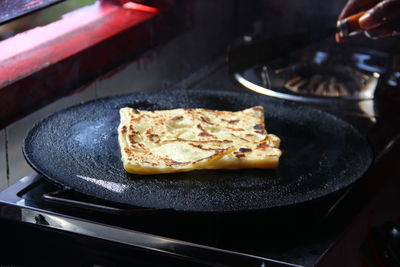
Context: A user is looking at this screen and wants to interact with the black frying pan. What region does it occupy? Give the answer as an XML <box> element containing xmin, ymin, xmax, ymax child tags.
<box><xmin>23</xmin><ymin>89</ymin><xmax>373</xmax><ymax>212</ymax></box>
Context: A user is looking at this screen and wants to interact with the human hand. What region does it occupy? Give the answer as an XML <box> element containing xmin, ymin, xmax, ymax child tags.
<box><xmin>336</xmin><ymin>0</ymin><xmax>400</xmax><ymax>41</ymax></box>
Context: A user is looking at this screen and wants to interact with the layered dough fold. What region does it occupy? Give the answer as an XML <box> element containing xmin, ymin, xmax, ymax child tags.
<box><xmin>118</xmin><ymin>106</ymin><xmax>281</xmax><ymax>175</ymax></box>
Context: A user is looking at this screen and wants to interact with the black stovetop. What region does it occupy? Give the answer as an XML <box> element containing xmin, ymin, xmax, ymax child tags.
<box><xmin>0</xmin><ymin>170</ymin><xmax>371</xmax><ymax>266</ymax></box>
<box><xmin>1</xmin><ymin>59</ymin><xmax>400</xmax><ymax>266</ymax></box>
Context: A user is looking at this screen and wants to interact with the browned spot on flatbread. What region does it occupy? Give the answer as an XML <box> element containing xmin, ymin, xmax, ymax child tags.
<box><xmin>252</xmin><ymin>106</ymin><xmax>264</xmax><ymax>112</ymax></box>
<box><xmin>128</xmin><ymin>134</ymin><xmax>145</xmax><ymax>149</ymax></box>
<box><xmin>148</xmin><ymin>134</ymin><xmax>160</xmax><ymax>143</ymax></box>
<box><xmin>256</xmin><ymin>142</ymin><xmax>270</xmax><ymax>150</ymax></box>
<box><xmin>189</xmin><ymin>143</ymin><xmax>203</xmax><ymax>149</ymax></box>
<box><xmin>144</xmin><ymin>160</ymin><xmax>157</xmax><ymax>166</ymax></box>
<box><xmin>163</xmin><ymin>139</ymin><xmax>232</xmax><ymax>144</ymax></box>
<box><xmin>188</xmin><ymin>143</ymin><xmax>228</xmax><ymax>152</ymax></box>
<box><xmin>124</xmin><ymin>148</ymin><xmax>132</xmax><ymax>156</ymax></box>
<box><xmin>221</xmin><ymin>118</ymin><xmax>240</xmax><ymax>124</ymax></box>
<box><xmin>234</xmin><ymin>152</ymin><xmax>246</xmax><ymax>158</ymax></box>
<box><xmin>200</xmin><ymin>116</ymin><xmax>214</xmax><ymax>125</ymax></box>
<box><xmin>121</xmin><ymin>126</ymin><xmax>127</xmax><ymax>134</ymax></box>
<box><xmin>171</xmin><ymin>116</ymin><xmax>183</xmax><ymax>121</ymax></box>
<box><xmin>225</xmin><ymin>126</ymin><xmax>245</xmax><ymax>131</ymax></box>
<box><xmin>164</xmin><ymin>158</ymin><xmax>184</xmax><ymax>167</ymax></box>
<box><xmin>230</xmin><ymin>133</ymin><xmax>249</xmax><ymax>142</ymax></box>
<box><xmin>197</xmin><ymin>124</ymin><xmax>214</xmax><ymax>137</ymax></box>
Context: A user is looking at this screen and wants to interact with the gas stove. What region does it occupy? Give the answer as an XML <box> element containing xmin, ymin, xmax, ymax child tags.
<box><xmin>1</xmin><ymin>40</ymin><xmax>400</xmax><ymax>266</ymax></box>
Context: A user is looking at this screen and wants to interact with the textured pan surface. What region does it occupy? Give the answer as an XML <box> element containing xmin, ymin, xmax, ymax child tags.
<box><xmin>23</xmin><ymin>89</ymin><xmax>373</xmax><ymax>212</ymax></box>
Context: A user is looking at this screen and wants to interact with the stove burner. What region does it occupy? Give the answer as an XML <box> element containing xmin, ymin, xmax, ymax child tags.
<box><xmin>234</xmin><ymin>45</ymin><xmax>391</xmax><ymax>103</ymax></box>
<box><xmin>271</xmin><ymin>63</ymin><xmax>377</xmax><ymax>98</ymax></box>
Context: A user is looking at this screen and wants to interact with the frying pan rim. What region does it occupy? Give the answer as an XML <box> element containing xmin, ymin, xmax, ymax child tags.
<box><xmin>22</xmin><ymin>89</ymin><xmax>375</xmax><ymax>212</ymax></box>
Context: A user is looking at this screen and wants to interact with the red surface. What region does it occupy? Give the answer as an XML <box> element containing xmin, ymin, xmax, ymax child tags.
<box><xmin>24</xmin><ymin>0</ymin><xmax>44</xmax><ymax>7</ymax></box>
<box><xmin>0</xmin><ymin>2</ymin><xmax>157</xmax><ymax>87</ymax></box>
<box><xmin>0</xmin><ymin>0</ymin><xmax>183</xmax><ymax>129</ymax></box>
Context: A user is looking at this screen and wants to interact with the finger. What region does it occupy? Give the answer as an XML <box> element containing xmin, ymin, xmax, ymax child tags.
<box><xmin>359</xmin><ymin>0</ymin><xmax>400</xmax><ymax>30</ymax></box>
<box><xmin>338</xmin><ymin>0</ymin><xmax>380</xmax><ymax>20</ymax></box>
<box><xmin>364</xmin><ymin>21</ymin><xmax>400</xmax><ymax>38</ymax></box>
<box><xmin>335</xmin><ymin>33</ymin><xmax>346</xmax><ymax>42</ymax></box>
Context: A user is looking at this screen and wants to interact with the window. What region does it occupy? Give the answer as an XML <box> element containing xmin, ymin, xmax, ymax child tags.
<box><xmin>0</xmin><ymin>0</ymin><xmax>189</xmax><ymax>129</ymax></box>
